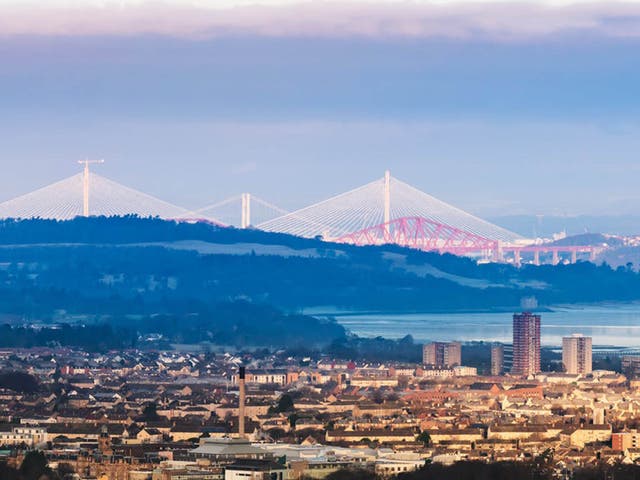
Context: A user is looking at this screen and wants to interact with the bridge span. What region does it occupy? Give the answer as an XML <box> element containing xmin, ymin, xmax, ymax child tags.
<box><xmin>0</xmin><ymin>163</ymin><xmax>603</xmax><ymax>266</ymax></box>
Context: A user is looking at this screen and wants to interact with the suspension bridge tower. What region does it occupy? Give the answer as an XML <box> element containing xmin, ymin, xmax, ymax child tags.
<box><xmin>241</xmin><ymin>193</ymin><xmax>251</xmax><ymax>228</ymax></box>
<box><xmin>384</xmin><ymin>169</ymin><xmax>391</xmax><ymax>225</ymax></box>
<box><xmin>77</xmin><ymin>159</ymin><xmax>104</xmax><ymax>217</ymax></box>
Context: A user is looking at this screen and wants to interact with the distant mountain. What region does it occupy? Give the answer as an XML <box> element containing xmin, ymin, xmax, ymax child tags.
<box><xmin>0</xmin><ymin>217</ymin><xmax>639</xmax><ymax>320</ymax></box>
<box><xmin>546</xmin><ymin>234</ymin><xmax>639</xmax><ymax>268</ymax></box>
<box><xmin>547</xmin><ymin>233</ymin><xmax>624</xmax><ymax>248</ymax></box>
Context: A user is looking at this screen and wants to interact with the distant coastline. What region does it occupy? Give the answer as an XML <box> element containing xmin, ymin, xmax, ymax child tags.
<box><xmin>326</xmin><ymin>302</ymin><xmax>640</xmax><ymax>348</ymax></box>
<box><xmin>304</xmin><ymin>300</ymin><xmax>640</xmax><ymax>317</ymax></box>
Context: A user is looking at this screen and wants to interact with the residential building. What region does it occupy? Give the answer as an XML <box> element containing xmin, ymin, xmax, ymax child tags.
<box><xmin>422</xmin><ymin>342</ymin><xmax>461</xmax><ymax>367</ymax></box>
<box><xmin>225</xmin><ymin>460</ymin><xmax>287</xmax><ymax>480</ymax></box>
<box><xmin>511</xmin><ymin>312</ymin><xmax>541</xmax><ymax>376</ymax></box>
<box><xmin>563</xmin><ymin>425</ymin><xmax>612</xmax><ymax>448</ymax></box>
<box><xmin>613</xmin><ymin>431</ymin><xmax>640</xmax><ymax>451</ymax></box>
<box><xmin>191</xmin><ymin>438</ymin><xmax>273</xmax><ymax>464</ymax></box>
<box><xmin>0</xmin><ymin>426</ymin><xmax>47</xmax><ymax>446</ymax></box>
<box><xmin>622</xmin><ymin>356</ymin><xmax>640</xmax><ymax>378</ymax></box>
<box><xmin>562</xmin><ymin>334</ymin><xmax>592</xmax><ymax>374</ymax></box>
<box><xmin>491</xmin><ymin>344</ymin><xmax>504</xmax><ymax>376</ymax></box>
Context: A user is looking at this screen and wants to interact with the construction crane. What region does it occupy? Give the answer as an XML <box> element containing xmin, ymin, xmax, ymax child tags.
<box><xmin>77</xmin><ymin>159</ymin><xmax>104</xmax><ymax>217</ymax></box>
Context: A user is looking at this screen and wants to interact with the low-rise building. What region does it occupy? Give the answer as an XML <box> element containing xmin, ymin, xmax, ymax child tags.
<box><xmin>225</xmin><ymin>460</ymin><xmax>287</xmax><ymax>480</ymax></box>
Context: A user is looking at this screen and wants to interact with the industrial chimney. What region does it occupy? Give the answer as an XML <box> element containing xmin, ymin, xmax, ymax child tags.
<box><xmin>238</xmin><ymin>366</ymin><xmax>246</xmax><ymax>438</ymax></box>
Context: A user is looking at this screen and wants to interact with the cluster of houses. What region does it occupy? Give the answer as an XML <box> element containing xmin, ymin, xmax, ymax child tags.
<box><xmin>1</xmin><ymin>347</ymin><xmax>640</xmax><ymax>479</ymax></box>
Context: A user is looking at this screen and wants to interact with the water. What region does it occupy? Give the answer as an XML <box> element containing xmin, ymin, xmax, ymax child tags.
<box><xmin>316</xmin><ymin>304</ymin><xmax>640</xmax><ymax>347</ymax></box>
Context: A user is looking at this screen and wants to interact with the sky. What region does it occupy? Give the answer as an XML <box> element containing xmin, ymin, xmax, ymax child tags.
<box><xmin>2</xmin><ymin>0</ymin><xmax>640</xmax><ymax>218</ymax></box>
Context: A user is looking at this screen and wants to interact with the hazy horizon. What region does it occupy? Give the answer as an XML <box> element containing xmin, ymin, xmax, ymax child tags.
<box><xmin>2</xmin><ymin>0</ymin><xmax>640</xmax><ymax>218</ymax></box>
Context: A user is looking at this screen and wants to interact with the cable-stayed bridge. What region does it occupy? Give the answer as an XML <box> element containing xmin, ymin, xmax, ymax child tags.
<box><xmin>0</xmin><ymin>163</ymin><xmax>287</xmax><ymax>228</ymax></box>
<box><xmin>189</xmin><ymin>193</ymin><xmax>289</xmax><ymax>228</ymax></box>
<box><xmin>0</xmin><ymin>163</ymin><xmax>601</xmax><ymax>264</ymax></box>
<box><xmin>258</xmin><ymin>171</ymin><xmax>519</xmax><ymax>244</ymax></box>
<box><xmin>0</xmin><ymin>170</ymin><xmax>189</xmax><ymax>220</ymax></box>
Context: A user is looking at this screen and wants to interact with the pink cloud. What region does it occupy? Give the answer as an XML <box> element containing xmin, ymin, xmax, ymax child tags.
<box><xmin>1</xmin><ymin>2</ymin><xmax>640</xmax><ymax>39</ymax></box>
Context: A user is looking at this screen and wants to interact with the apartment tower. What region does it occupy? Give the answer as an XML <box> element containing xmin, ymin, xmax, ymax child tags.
<box><xmin>423</xmin><ymin>342</ymin><xmax>462</xmax><ymax>367</ymax></box>
<box><xmin>511</xmin><ymin>312</ymin><xmax>541</xmax><ymax>376</ymax></box>
<box><xmin>491</xmin><ymin>344</ymin><xmax>504</xmax><ymax>376</ymax></box>
<box><xmin>562</xmin><ymin>334</ymin><xmax>592</xmax><ymax>374</ymax></box>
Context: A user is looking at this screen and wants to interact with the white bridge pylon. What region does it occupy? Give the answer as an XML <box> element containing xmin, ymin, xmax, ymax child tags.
<box><xmin>188</xmin><ymin>193</ymin><xmax>289</xmax><ymax>228</ymax></box>
<box><xmin>78</xmin><ymin>159</ymin><xmax>104</xmax><ymax>217</ymax></box>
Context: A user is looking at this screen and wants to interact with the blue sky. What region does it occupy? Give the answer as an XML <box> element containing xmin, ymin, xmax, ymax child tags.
<box><xmin>2</xmin><ymin>1</ymin><xmax>640</xmax><ymax>217</ymax></box>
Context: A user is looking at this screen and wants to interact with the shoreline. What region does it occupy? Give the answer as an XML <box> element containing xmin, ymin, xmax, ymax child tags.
<box><xmin>304</xmin><ymin>300</ymin><xmax>640</xmax><ymax>317</ymax></box>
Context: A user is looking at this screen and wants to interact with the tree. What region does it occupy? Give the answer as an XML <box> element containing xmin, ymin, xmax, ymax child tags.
<box><xmin>274</xmin><ymin>394</ymin><xmax>294</xmax><ymax>413</ymax></box>
<box><xmin>417</xmin><ymin>431</ymin><xmax>431</xmax><ymax>447</ymax></box>
<box><xmin>532</xmin><ymin>449</ymin><xmax>554</xmax><ymax>480</ymax></box>
<box><xmin>386</xmin><ymin>392</ymin><xmax>399</xmax><ymax>402</ymax></box>
<box><xmin>325</xmin><ymin>468</ymin><xmax>378</xmax><ymax>480</ymax></box>
<box><xmin>0</xmin><ymin>463</ymin><xmax>21</xmax><ymax>480</ymax></box>
<box><xmin>57</xmin><ymin>462</ymin><xmax>75</xmax><ymax>479</ymax></box>
<box><xmin>288</xmin><ymin>413</ymin><xmax>299</xmax><ymax>428</ymax></box>
<box><xmin>0</xmin><ymin>371</ymin><xmax>40</xmax><ymax>394</ymax></box>
<box><xmin>20</xmin><ymin>451</ymin><xmax>50</xmax><ymax>480</ymax></box>
<box><xmin>371</xmin><ymin>390</ymin><xmax>385</xmax><ymax>404</ymax></box>
<box><xmin>142</xmin><ymin>402</ymin><xmax>160</xmax><ymax>420</ymax></box>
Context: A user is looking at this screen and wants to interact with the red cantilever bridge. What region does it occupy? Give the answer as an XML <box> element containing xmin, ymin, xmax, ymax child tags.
<box><xmin>333</xmin><ymin>216</ymin><xmax>599</xmax><ymax>266</ymax></box>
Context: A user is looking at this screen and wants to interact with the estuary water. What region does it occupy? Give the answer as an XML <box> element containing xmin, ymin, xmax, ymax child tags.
<box><xmin>311</xmin><ymin>304</ymin><xmax>640</xmax><ymax>347</ymax></box>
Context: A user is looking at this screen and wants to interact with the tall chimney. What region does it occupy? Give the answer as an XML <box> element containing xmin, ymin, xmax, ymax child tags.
<box><xmin>238</xmin><ymin>366</ymin><xmax>246</xmax><ymax>438</ymax></box>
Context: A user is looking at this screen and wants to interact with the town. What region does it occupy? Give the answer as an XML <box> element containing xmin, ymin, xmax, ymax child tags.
<box><xmin>4</xmin><ymin>0</ymin><xmax>640</xmax><ymax>478</ymax></box>
<box><xmin>2</xmin><ymin>312</ymin><xmax>640</xmax><ymax>480</ymax></box>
